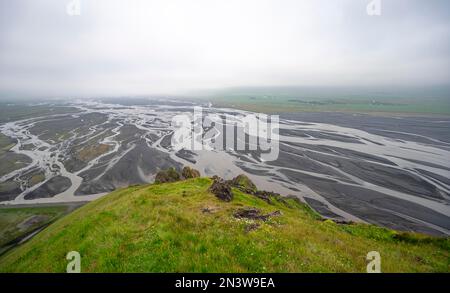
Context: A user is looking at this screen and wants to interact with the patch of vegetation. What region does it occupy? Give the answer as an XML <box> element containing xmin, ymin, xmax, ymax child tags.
<box><xmin>0</xmin><ymin>104</ymin><xmax>80</xmax><ymax>123</ymax></box>
<box><xmin>29</xmin><ymin>173</ymin><xmax>46</xmax><ymax>187</ymax></box>
<box><xmin>155</xmin><ymin>166</ymin><xmax>202</xmax><ymax>183</ymax></box>
<box><xmin>181</xmin><ymin>166</ymin><xmax>200</xmax><ymax>179</ymax></box>
<box><xmin>205</xmin><ymin>95</ymin><xmax>450</xmax><ymax>115</ymax></box>
<box><xmin>76</xmin><ymin>144</ymin><xmax>111</xmax><ymax>162</ymax></box>
<box><xmin>231</xmin><ymin>174</ymin><xmax>257</xmax><ymax>193</ymax></box>
<box><xmin>0</xmin><ymin>205</ymin><xmax>74</xmax><ymax>255</ymax></box>
<box><xmin>0</xmin><ymin>178</ymin><xmax>448</xmax><ymax>272</ymax></box>
<box><xmin>154</xmin><ymin>167</ymin><xmax>181</xmax><ymax>183</ymax></box>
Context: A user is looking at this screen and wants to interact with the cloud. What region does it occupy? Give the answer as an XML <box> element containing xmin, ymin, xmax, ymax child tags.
<box><xmin>0</xmin><ymin>0</ymin><xmax>449</xmax><ymax>97</ymax></box>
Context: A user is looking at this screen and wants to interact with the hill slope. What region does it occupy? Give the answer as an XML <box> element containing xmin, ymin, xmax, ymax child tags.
<box><xmin>0</xmin><ymin>178</ymin><xmax>448</xmax><ymax>272</ymax></box>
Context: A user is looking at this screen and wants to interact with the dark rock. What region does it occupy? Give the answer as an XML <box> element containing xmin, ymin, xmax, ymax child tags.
<box><xmin>234</xmin><ymin>207</ymin><xmax>261</xmax><ymax>219</ymax></box>
<box><xmin>182</xmin><ymin>166</ymin><xmax>201</xmax><ymax>179</ymax></box>
<box><xmin>166</xmin><ymin>167</ymin><xmax>181</xmax><ymax>180</ymax></box>
<box><xmin>209</xmin><ymin>177</ymin><xmax>233</xmax><ymax>202</ymax></box>
<box><xmin>233</xmin><ymin>207</ymin><xmax>282</xmax><ymax>221</ymax></box>
<box><xmin>252</xmin><ymin>190</ymin><xmax>286</xmax><ymax>204</ymax></box>
<box><xmin>245</xmin><ymin>223</ymin><xmax>260</xmax><ymax>233</ymax></box>
<box><xmin>230</xmin><ymin>174</ymin><xmax>257</xmax><ymax>193</ymax></box>
<box><xmin>154</xmin><ymin>167</ymin><xmax>181</xmax><ymax>183</ymax></box>
<box><xmin>227</xmin><ymin>174</ymin><xmax>286</xmax><ymax>205</ymax></box>
<box><xmin>253</xmin><ymin>190</ymin><xmax>274</xmax><ymax>204</ymax></box>
<box><xmin>324</xmin><ymin>218</ymin><xmax>354</xmax><ymax>225</ymax></box>
<box><xmin>265</xmin><ymin>210</ymin><xmax>283</xmax><ymax>219</ymax></box>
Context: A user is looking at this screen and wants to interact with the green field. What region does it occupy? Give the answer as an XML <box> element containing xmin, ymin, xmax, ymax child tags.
<box><xmin>206</xmin><ymin>95</ymin><xmax>450</xmax><ymax>115</ymax></box>
<box><xmin>0</xmin><ymin>204</ymin><xmax>78</xmax><ymax>255</ymax></box>
<box><xmin>0</xmin><ymin>178</ymin><xmax>448</xmax><ymax>272</ymax></box>
<box><xmin>196</xmin><ymin>86</ymin><xmax>450</xmax><ymax>115</ymax></box>
<box><xmin>0</xmin><ymin>103</ymin><xmax>80</xmax><ymax>123</ymax></box>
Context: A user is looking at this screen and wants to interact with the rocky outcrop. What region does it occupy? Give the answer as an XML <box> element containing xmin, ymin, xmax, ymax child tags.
<box><xmin>154</xmin><ymin>167</ymin><xmax>181</xmax><ymax>183</ymax></box>
<box><xmin>209</xmin><ymin>176</ymin><xmax>233</xmax><ymax>202</ymax></box>
<box><xmin>207</xmin><ymin>174</ymin><xmax>288</xmax><ymax>204</ymax></box>
<box><xmin>230</xmin><ymin>174</ymin><xmax>257</xmax><ymax>193</ymax></box>
<box><xmin>228</xmin><ymin>174</ymin><xmax>286</xmax><ymax>204</ymax></box>
<box><xmin>182</xmin><ymin>166</ymin><xmax>201</xmax><ymax>179</ymax></box>
<box><xmin>154</xmin><ymin>166</ymin><xmax>201</xmax><ymax>184</ymax></box>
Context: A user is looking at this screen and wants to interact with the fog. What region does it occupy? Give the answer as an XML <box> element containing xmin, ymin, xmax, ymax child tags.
<box><xmin>0</xmin><ymin>0</ymin><xmax>449</xmax><ymax>98</ymax></box>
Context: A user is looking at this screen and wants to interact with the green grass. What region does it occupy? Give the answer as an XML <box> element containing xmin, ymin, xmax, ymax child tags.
<box><xmin>0</xmin><ymin>104</ymin><xmax>80</xmax><ymax>123</ymax></box>
<box><xmin>206</xmin><ymin>95</ymin><xmax>450</xmax><ymax>115</ymax></box>
<box><xmin>0</xmin><ymin>178</ymin><xmax>448</xmax><ymax>272</ymax></box>
<box><xmin>0</xmin><ymin>205</ymin><xmax>71</xmax><ymax>255</ymax></box>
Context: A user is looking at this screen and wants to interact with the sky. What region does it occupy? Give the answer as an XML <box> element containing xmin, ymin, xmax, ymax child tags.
<box><xmin>0</xmin><ymin>0</ymin><xmax>449</xmax><ymax>98</ymax></box>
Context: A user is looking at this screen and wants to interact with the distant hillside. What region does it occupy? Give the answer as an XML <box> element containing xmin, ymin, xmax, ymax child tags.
<box><xmin>0</xmin><ymin>177</ymin><xmax>448</xmax><ymax>272</ymax></box>
<box><xmin>197</xmin><ymin>86</ymin><xmax>450</xmax><ymax>115</ymax></box>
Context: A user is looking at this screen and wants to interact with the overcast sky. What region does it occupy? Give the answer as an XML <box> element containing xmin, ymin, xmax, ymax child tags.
<box><xmin>0</xmin><ymin>0</ymin><xmax>449</xmax><ymax>98</ymax></box>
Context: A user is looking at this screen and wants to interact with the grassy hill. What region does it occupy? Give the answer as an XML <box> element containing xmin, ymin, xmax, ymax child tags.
<box><xmin>0</xmin><ymin>177</ymin><xmax>448</xmax><ymax>272</ymax></box>
<box><xmin>0</xmin><ymin>204</ymin><xmax>78</xmax><ymax>256</ymax></box>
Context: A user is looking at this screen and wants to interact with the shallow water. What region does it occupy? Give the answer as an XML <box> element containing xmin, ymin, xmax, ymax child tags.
<box><xmin>0</xmin><ymin>100</ymin><xmax>449</xmax><ymax>235</ymax></box>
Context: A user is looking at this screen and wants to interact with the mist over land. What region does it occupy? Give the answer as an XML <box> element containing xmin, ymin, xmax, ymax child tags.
<box><xmin>1</xmin><ymin>0</ymin><xmax>450</xmax><ymax>98</ymax></box>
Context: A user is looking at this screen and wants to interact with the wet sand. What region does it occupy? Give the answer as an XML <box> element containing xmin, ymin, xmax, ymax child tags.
<box><xmin>0</xmin><ymin>99</ymin><xmax>449</xmax><ymax>235</ymax></box>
